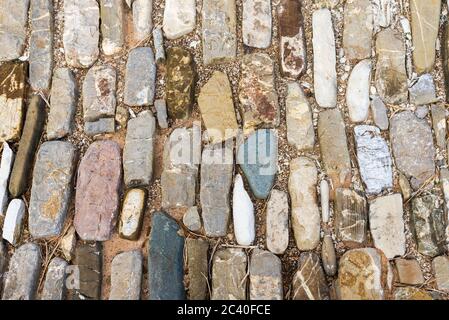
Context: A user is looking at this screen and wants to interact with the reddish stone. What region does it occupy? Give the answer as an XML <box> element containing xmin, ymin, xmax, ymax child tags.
<box><xmin>74</xmin><ymin>140</ymin><xmax>122</xmax><ymax>241</ymax></box>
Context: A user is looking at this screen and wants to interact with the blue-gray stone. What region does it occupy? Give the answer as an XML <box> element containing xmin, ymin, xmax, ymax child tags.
<box><xmin>237</xmin><ymin>129</ymin><xmax>278</xmax><ymax>199</ymax></box>
<box><xmin>148</xmin><ymin>211</ymin><xmax>185</xmax><ymax>300</ymax></box>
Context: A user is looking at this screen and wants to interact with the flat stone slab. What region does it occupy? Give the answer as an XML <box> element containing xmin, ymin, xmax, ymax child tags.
<box><xmin>198</xmin><ymin>71</ymin><xmax>239</xmax><ymax>143</ymax></box>
<box><xmin>292</xmin><ymin>252</ymin><xmax>329</xmax><ymax>300</ymax></box>
<box><xmin>132</xmin><ymin>0</ymin><xmax>153</xmax><ymax>43</ymax></box>
<box><xmin>74</xmin><ymin>140</ymin><xmax>122</xmax><ymax>241</ymax></box>
<box><xmin>84</xmin><ymin>118</ymin><xmax>115</xmax><ymax>136</ymax></box>
<box><xmin>71</xmin><ymin>242</ymin><xmax>102</xmax><ymax>300</ymax></box>
<box><xmin>0</xmin><ymin>0</ymin><xmax>30</xmax><ymax>61</ymax></box>
<box><xmin>63</xmin><ymin>0</ymin><xmax>100</xmax><ymax>68</ymax></box>
<box><xmin>163</xmin><ymin>0</ymin><xmax>196</xmax><ymax>39</ymax></box>
<box><xmin>154</xmin><ymin>99</ymin><xmax>168</xmax><ymax>129</ymax></box>
<box><xmin>433</xmin><ymin>255</ymin><xmax>449</xmax><ymax>292</ymax></box>
<box><xmin>183</xmin><ymin>206</ymin><xmax>201</xmax><ymax>232</ymax></box>
<box><xmin>343</xmin><ymin>0</ymin><xmax>373</xmax><ymax>61</ymax></box>
<box><xmin>289</xmin><ymin>157</ymin><xmax>320</xmax><ymax>251</ymax></box>
<box><xmin>123</xmin><ymin>111</ymin><xmax>155</xmax><ymax>187</ymax></box>
<box><xmin>124</xmin><ymin>47</ymin><xmax>156</xmax><ymax>107</ymax></box>
<box><xmin>0</xmin><ymin>62</ymin><xmax>27</xmax><ymax>142</ymax></box>
<box><xmin>410</xmin><ymin>74</ymin><xmax>437</xmax><ymax>105</ymax></box>
<box><xmin>278</xmin><ymin>0</ymin><xmax>307</xmax><ymax>79</ymax></box>
<box><xmin>148</xmin><ymin>212</ymin><xmax>185</xmax><ymax>300</ymax></box>
<box><xmin>109</xmin><ymin>250</ymin><xmax>143</xmax><ymax>300</ymax></box>
<box><xmin>100</xmin><ymin>0</ymin><xmax>124</xmax><ymax>56</ymax></box>
<box><xmin>119</xmin><ymin>188</ymin><xmax>146</xmax><ymax>240</ymax></box>
<box><xmin>266</xmin><ymin>189</ymin><xmax>289</xmax><ymax>255</ymax></box>
<box><xmin>0</xmin><ymin>142</ymin><xmax>14</xmax><ymax>216</ymax></box>
<box><xmin>200</xmin><ymin>142</ymin><xmax>234</xmax><ymax>237</ymax></box>
<box><xmin>166</xmin><ymin>47</ymin><xmax>195</xmax><ymax>119</ymax></box>
<box><xmin>395</xmin><ymin>258</ymin><xmax>424</xmax><ymax>285</ymax></box>
<box><xmin>239</xmin><ymin>53</ymin><xmax>279</xmax><ymax>133</ymax></box>
<box><xmin>29</xmin><ymin>141</ymin><xmax>76</xmax><ymax>239</ymax></box>
<box><xmin>369</xmin><ymin>194</ymin><xmax>406</xmax><ymax>259</ymax></box>
<box><xmin>322</xmin><ymin>233</ymin><xmax>337</xmax><ymax>276</ymax></box>
<box><xmin>186</xmin><ymin>238</ymin><xmax>209</xmax><ymax>300</ymax></box>
<box><xmin>237</xmin><ymin>129</ymin><xmax>277</xmax><ymax>199</ymax></box>
<box><xmin>354</xmin><ymin>125</ymin><xmax>393</xmax><ymax>195</ymax></box>
<box><xmin>250</xmin><ymin>249</ymin><xmax>283</xmax><ymax>300</ymax></box>
<box><xmin>41</xmin><ymin>257</ymin><xmax>68</xmax><ymax>300</ymax></box>
<box><xmin>29</xmin><ymin>0</ymin><xmax>54</xmax><ymax>92</ymax></box>
<box><xmin>370</xmin><ymin>95</ymin><xmax>389</xmax><ymax>130</ymax></box>
<box><xmin>390</xmin><ymin>111</ymin><xmax>435</xmax><ymax>190</ymax></box>
<box><xmin>211</xmin><ymin>248</ymin><xmax>247</xmax><ymax>300</ymax></box>
<box><xmin>242</xmin><ymin>0</ymin><xmax>272</xmax><ymax>49</ymax></box>
<box><xmin>47</xmin><ymin>68</ymin><xmax>77</xmax><ymax>140</ymax></box>
<box><xmin>2</xmin><ymin>242</ymin><xmax>41</xmax><ymax>300</ymax></box>
<box><xmin>201</xmin><ymin>0</ymin><xmax>237</xmax><ymax>65</ymax></box>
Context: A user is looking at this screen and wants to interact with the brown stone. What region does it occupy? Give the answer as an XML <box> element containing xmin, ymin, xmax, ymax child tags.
<box><xmin>74</xmin><ymin>140</ymin><xmax>122</xmax><ymax>241</ymax></box>
<box><xmin>394</xmin><ymin>259</ymin><xmax>424</xmax><ymax>285</ymax></box>
<box><xmin>394</xmin><ymin>287</ymin><xmax>433</xmax><ymax>300</ymax></box>
<box><xmin>292</xmin><ymin>252</ymin><xmax>329</xmax><ymax>300</ymax></box>
<box><xmin>186</xmin><ymin>238</ymin><xmax>209</xmax><ymax>300</ymax></box>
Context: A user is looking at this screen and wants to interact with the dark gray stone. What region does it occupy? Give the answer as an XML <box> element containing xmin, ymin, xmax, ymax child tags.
<box><xmin>70</xmin><ymin>242</ymin><xmax>102</xmax><ymax>300</ymax></box>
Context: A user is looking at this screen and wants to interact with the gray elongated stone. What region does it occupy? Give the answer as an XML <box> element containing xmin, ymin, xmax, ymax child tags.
<box><xmin>390</xmin><ymin>111</ymin><xmax>435</xmax><ymax>190</ymax></box>
<box><xmin>154</xmin><ymin>99</ymin><xmax>168</xmax><ymax>129</ymax></box>
<box><xmin>100</xmin><ymin>0</ymin><xmax>124</xmax><ymax>55</ymax></box>
<box><xmin>343</xmin><ymin>0</ymin><xmax>373</xmax><ymax>62</ymax></box>
<box><xmin>148</xmin><ymin>211</ymin><xmax>185</xmax><ymax>300</ymax></box>
<box><xmin>410</xmin><ymin>74</ymin><xmax>437</xmax><ymax>105</ymax></box>
<box><xmin>249</xmin><ymin>249</ymin><xmax>283</xmax><ymax>300</ymax></box>
<box><xmin>133</xmin><ymin>0</ymin><xmax>153</xmax><ymax>43</ymax></box>
<box><xmin>278</xmin><ymin>0</ymin><xmax>307</xmax><ymax>79</ymax></box>
<box><xmin>431</xmin><ymin>105</ymin><xmax>447</xmax><ymax>149</ymax></box>
<box><xmin>354</xmin><ymin>125</ymin><xmax>393</xmax><ymax>195</ymax></box>
<box><xmin>47</xmin><ymin>68</ymin><xmax>77</xmax><ymax>140</ymax></box>
<box><xmin>286</xmin><ymin>82</ymin><xmax>315</xmax><ymax>150</ymax></box>
<box><xmin>292</xmin><ymin>252</ymin><xmax>329</xmax><ymax>300</ymax></box>
<box><xmin>289</xmin><ymin>157</ymin><xmax>320</xmax><ymax>251</ymax></box>
<box><xmin>71</xmin><ymin>242</ymin><xmax>102</xmax><ymax>300</ymax></box>
<box><xmin>375</xmin><ymin>28</ymin><xmax>408</xmax><ymax>104</ymax></box>
<box><xmin>334</xmin><ymin>188</ymin><xmax>368</xmax><ymax>247</ymax></box>
<box><xmin>202</xmin><ymin>0</ymin><xmax>237</xmax><ymax>65</ymax></box>
<box><xmin>124</xmin><ymin>47</ymin><xmax>156</xmax><ymax>106</ymax></box>
<box><xmin>266</xmin><ymin>189</ymin><xmax>289</xmax><ymax>255</ymax></box>
<box><xmin>29</xmin><ymin>0</ymin><xmax>54</xmax><ymax>92</ymax></box>
<box><xmin>321</xmin><ymin>233</ymin><xmax>337</xmax><ymax>276</ymax></box>
<box><xmin>152</xmin><ymin>27</ymin><xmax>165</xmax><ymax>63</ymax></box>
<box><xmin>0</xmin><ymin>142</ymin><xmax>14</xmax><ymax>216</ymax></box>
<box><xmin>8</xmin><ymin>95</ymin><xmax>46</xmax><ymax>198</ymax></box>
<box><xmin>109</xmin><ymin>250</ymin><xmax>143</xmax><ymax>300</ymax></box>
<box><xmin>186</xmin><ymin>238</ymin><xmax>209</xmax><ymax>300</ymax></box>
<box><xmin>161</xmin><ymin>125</ymin><xmax>201</xmax><ymax>209</ymax></box>
<box><xmin>63</xmin><ymin>0</ymin><xmax>99</xmax><ymax>68</ymax></box>
<box><xmin>242</xmin><ymin>0</ymin><xmax>272</xmax><ymax>49</ymax></box>
<box><xmin>0</xmin><ymin>0</ymin><xmax>30</xmax><ymax>61</ymax></box>
<box><xmin>411</xmin><ymin>0</ymin><xmax>441</xmax><ymax>74</ymax></box>
<box><xmin>411</xmin><ymin>194</ymin><xmax>446</xmax><ymax>257</ymax></box>
<box><xmin>0</xmin><ymin>62</ymin><xmax>27</xmax><ymax>142</ymax></box>
<box><xmin>433</xmin><ymin>256</ymin><xmax>449</xmax><ymax>291</ymax></box>
<box><xmin>369</xmin><ymin>194</ymin><xmax>406</xmax><ymax>259</ymax></box>
<box><xmin>162</xmin><ymin>0</ymin><xmax>196</xmax><ymax>39</ymax></box>
<box><xmin>29</xmin><ymin>141</ymin><xmax>76</xmax><ymax>239</ymax></box>
<box><xmin>312</xmin><ymin>8</ymin><xmax>337</xmax><ymax>109</ymax></box>
<box><xmin>211</xmin><ymin>248</ymin><xmax>247</xmax><ymax>300</ymax></box>
<box><xmin>183</xmin><ymin>206</ymin><xmax>201</xmax><ymax>232</ymax></box>
<box><xmin>2</xmin><ymin>243</ymin><xmax>41</xmax><ymax>300</ymax></box>
<box><xmin>119</xmin><ymin>188</ymin><xmax>146</xmax><ymax>240</ymax></box>
<box><xmin>237</xmin><ymin>129</ymin><xmax>278</xmax><ymax>199</ymax></box>
<box><xmin>347</xmin><ymin>60</ymin><xmax>371</xmax><ymax>122</ymax></box>
<box><xmin>239</xmin><ymin>53</ymin><xmax>279</xmax><ymax>133</ymax></box>
<box><xmin>200</xmin><ymin>142</ymin><xmax>233</xmax><ymax>237</ymax></box>
<box><xmin>41</xmin><ymin>257</ymin><xmax>68</xmax><ymax>300</ymax></box>
<box><xmin>317</xmin><ymin>109</ymin><xmax>352</xmax><ymax>198</ymax></box>
<box><xmin>370</xmin><ymin>95</ymin><xmax>389</xmax><ymax>130</ymax></box>
<box><xmin>84</xmin><ymin>118</ymin><xmax>115</xmax><ymax>136</ymax></box>
<box><xmin>440</xmin><ymin>168</ymin><xmax>449</xmax><ymax>245</ymax></box>
<box><xmin>83</xmin><ymin>65</ymin><xmax>117</xmax><ymax>122</ymax></box>
<box><xmin>123</xmin><ymin>111</ymin><xmax>155</xmax><ymax>187</ymax></box>
<box><xmin>2</xmin><ymin>199</ymin><xmax>25</xmax><ymax>246</ymax></box>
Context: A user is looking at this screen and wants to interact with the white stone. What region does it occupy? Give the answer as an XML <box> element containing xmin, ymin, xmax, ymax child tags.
<box><xmin>0</xmin><ymin>143</ymin><xmax>14</xmax><ymax>216</ymax></box>
<box><xmin>289</xmin><ymin>157</ymin><xmax>320</xmax><ymax>250</ymax></box>
<box><xmin>162</xmin><ymin>0</ymin><xmax>196</xmax><ymax>39</ymax></box>
<box><xmin>369</xmin><ymin>194</ymin><xmax>406</xmax><ymax>259</ymax></box>
<box><xmin>320</xmin><ymin>179</ymin><xmax>329</xmax><ymax>223</ymax></box>
<box><xmin>312</xmin><ymin>9</ymin><xmax>337</xmax><ymax>109</ymax></box>
<box><xmin>347</xmin><ymin>60</ymin><xmax>371</xmax><ymax>122</ymax></box>
<box><xmin>373</xmin><ymin>0</ymin><xmax>393</xmax><ymax>28</ymax></box>
<box><xmin>232</xmin><ymin>174</ymin><xmax>255</xmax><ymax>246</ymax></box>
<box><xmin>242</xmin><ymin>0</ymin><xmax>272</xmax><ymax>49</ymax></box>
<box><xmin>3</xmin><ymin>199</ymin><xmax>25</xmax><ymax>246</ymax></box>
<box><xmin>132</xmin><ymin>0</ymin><xmax>153</xmax><ymax>43</ymax></box>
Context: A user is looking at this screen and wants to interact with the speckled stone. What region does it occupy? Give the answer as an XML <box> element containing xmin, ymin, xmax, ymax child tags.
<box><xmin>249</xmin><ymin>249</ymin><xmax>283</xmax><ymax>300</ymax></box>
<box><xmin>109</xmin><ymin>250</ymin><xmax>143</xmax><ymax>300</ymax></box>
<box><xmin>266</xmin><ymin>189</ymin><xmax>289</xmax><ymax>255</ymax></box>
<box><xmin>119</xmin><ymin>188</ymin><xmax>147</xmax><ymax>240</ymax></box>
<box><xmin>0</xmin><ymin>0</ymin><xmax>30</xmax><ymax>61</ymax></box>
<box><xmin>242</xmin><ymin>0</ymin><xmax>272</xmax><ymax>49</ymax></box>
<box><xmin>41</xmin><ymin>257</ymin><xmax>68</xmax><ymax>300</ymax></box>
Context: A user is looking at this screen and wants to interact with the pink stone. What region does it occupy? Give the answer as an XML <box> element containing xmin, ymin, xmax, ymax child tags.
<box><xmin>74</xmin><ymin>140</ymin><xmax>122</xmax><ymax>241</ymax></box>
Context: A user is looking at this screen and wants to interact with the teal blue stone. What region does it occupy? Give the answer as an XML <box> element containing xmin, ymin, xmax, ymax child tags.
<box><xmin>148</xmin><ymin>211</ymin><xmax>185</xmax><ymax>300</ymax></box>
<box><xmin>237</xmin><ymin>129</ymin><xmax>278</xmax><ymax>199</ymax></box>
